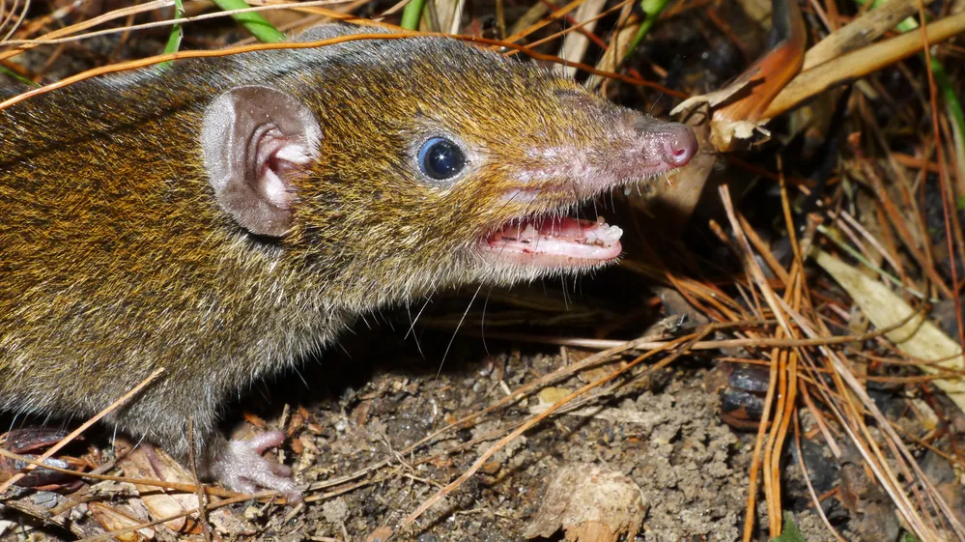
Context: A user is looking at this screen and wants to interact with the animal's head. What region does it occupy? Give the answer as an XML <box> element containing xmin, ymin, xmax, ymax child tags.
<box><xmin>200</xmin><ymin>25</ymin><xmax>697</xmax><ymax>306</ymax></box>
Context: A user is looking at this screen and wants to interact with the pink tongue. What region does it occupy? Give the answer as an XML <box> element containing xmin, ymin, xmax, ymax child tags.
<box><xmin>484</xmin><ymin>217</ymin><xmax>623</xmax><ymax>262</ymax></box>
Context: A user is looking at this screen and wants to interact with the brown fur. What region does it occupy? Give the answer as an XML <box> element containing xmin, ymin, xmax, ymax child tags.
<box><xmin>0</xmin><ymin>26</ymin><xmax>691</xmax><ymax>475</ymax></box>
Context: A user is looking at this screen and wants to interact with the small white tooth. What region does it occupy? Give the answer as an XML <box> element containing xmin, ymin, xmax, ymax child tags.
<box><xmin>586</xmin><ymin>224</ymin><xmax>623</xmax><ymax>246</ymax></box>
<box><xmin>601</xmin><ymin>225</ymin><xmax>623</xmax><ymax>243</ymax></box>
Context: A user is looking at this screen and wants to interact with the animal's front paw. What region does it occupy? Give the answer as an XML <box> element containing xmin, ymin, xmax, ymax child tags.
<box><xmin>211</xmin><ymin>431</ymin><xmax>300</xmax><ymax>501</ymax></box>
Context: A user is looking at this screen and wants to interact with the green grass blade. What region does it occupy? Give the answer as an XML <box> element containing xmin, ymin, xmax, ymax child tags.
<box><xmin>212</xmin><ymin>0</ymin><xmax>285</xmax><ymax>43</ymax></box>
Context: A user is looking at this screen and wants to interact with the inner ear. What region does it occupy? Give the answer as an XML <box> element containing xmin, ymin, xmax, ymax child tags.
<box><xmin>202</xmin><ymin>85</ymin><xmax>322</xmax><ymax>237</ymax></box>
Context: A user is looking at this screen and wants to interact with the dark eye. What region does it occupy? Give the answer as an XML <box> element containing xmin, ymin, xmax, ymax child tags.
<box><xmin>417</xmin><ymin>137</ymin><xmax>466</xmax><ymax>181</ymax></box>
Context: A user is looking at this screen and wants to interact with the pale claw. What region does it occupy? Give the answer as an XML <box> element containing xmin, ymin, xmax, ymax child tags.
<box><xmin>211</xmin><ymin>431</ymin><xmax>301</xmax><ymax>502</ymax></box>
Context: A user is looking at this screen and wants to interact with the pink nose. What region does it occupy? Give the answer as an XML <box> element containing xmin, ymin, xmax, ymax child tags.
<box><xmin>662</xmin><ymin>125</ymin><xmax>698</xmax><ymax>167</ymax></box>
<box><xmin>633</xmin><ymin>117</ymin><xmax>698</xmax><ymax>169</ymax></box>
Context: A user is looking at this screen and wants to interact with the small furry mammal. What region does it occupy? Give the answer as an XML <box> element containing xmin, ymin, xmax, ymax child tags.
<box><xmin>0</xmin><ymin>24</ymin><xmax>696</xmax><ymax>498</ymax></box>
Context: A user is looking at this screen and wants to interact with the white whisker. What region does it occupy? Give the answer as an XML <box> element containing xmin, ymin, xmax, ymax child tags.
<box><xmin>437</xmin><ymin>283</ymin><xmax>483</xmax><ymax>377</ymax></box>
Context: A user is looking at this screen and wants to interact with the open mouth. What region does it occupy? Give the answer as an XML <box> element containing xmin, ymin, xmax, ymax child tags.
<box><xmin>473</xmin><ymin>119</ymin><xmax>697</xmax><ymax>269</ymax></box>
<box><xmin>480</xmin><ymin>215</ymin><xmax>623</xmax><ymax>267</ymax></box>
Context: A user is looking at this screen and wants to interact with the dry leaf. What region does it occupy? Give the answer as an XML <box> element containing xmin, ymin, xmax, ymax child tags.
<box><xmin>815</xmin><ymin>250</ymin><xmax>965</xmax><ymax>413</ymax></box>
<box><xmin>121</xmin><ymin>445</ymin><xmax>199</xmax><ymax>534</ymax></box>
<box><xmin>88</xmin><ymin>502</ymin><xmax>155</xmax><ymax>542</ymax></box>
<box><xmin>555</xmin><ymin>0</ymin><xmax>606</xmax><ymax>79</ymax></box>
<box><xmin>538</xmin><ymin>387</ymin><xmax>572</xmax><ymax>405</ymax></box>
<box><xmin>524</xmin><ymin>463</ymin><xmax>646</xmax><ymax>542</ymax></box>
<box><xmin>118</xmin><ymin>442</ymin><xmax>255</xmax><ymax>536</ymax></box>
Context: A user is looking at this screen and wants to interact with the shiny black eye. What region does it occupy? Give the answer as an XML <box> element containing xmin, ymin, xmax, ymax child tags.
<box><xmin>417</xmin><ymin>137</ymin><xmax>466</xmax><ymax>181</ymax></box>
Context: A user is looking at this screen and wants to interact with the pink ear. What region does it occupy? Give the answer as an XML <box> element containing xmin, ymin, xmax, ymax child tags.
<box><xmin>202</xmin><ymin>86</ymin><xmax>322</xmax><ymax>237</ymax></box>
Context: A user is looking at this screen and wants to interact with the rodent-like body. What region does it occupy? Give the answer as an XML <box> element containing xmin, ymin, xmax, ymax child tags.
<box><xmin>0</xmin><ymin>25</ymin><xmax>695</xmax><ymax>494</ymax></box>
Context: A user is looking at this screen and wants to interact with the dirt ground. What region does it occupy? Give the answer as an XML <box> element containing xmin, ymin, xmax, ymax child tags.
<box><xmin>1</xmin><ymin>276</ymin><xmax>843</xmax><ymax>542</ymax></box>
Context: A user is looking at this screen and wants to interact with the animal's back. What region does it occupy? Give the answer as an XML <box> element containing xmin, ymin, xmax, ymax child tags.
<box><xmin>0</xmin><ymin>64</ymin><xmax>273</xmax><ymax>427</ymax></box>
<box><xmin>0</xmin><ymin>35</ymin><xmax>430</xmax><ymax>435</ymax></box>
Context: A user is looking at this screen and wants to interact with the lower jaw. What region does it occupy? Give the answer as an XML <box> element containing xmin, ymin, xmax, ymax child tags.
<box><xmin>477</xmin><ymin>242</ymin><xmax>623</xmax><ymax>269</ymax></box>
<box><xmin>477</xmin><ymin>216</ymin><xmax>624</xmax><ymax>269</ymax></box>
